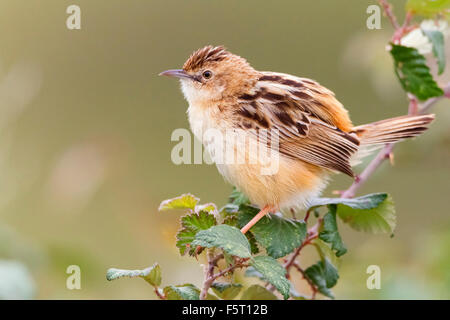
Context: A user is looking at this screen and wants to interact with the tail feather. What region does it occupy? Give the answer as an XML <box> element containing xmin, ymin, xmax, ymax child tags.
<box><xmin>352</xmin><ymin>114</ymin><xmax>435</xmax><ymax>145</ymax></box>
<box><xmin>350</xmin><ymin>114</ymin><xmax>435</xmax><ymax>165</ymax></box>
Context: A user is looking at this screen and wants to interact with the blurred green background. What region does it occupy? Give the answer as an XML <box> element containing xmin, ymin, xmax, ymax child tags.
<box><xmin>0</xmin><ymin>0</ymin><xmax>449</xmax><ymax>299</ymax></box>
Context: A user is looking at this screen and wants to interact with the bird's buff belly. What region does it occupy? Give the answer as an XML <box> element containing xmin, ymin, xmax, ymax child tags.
<box><xmin>216</xmin><ymin>156</ymin><xmax>329</xmax><ymax>211</ymax></box>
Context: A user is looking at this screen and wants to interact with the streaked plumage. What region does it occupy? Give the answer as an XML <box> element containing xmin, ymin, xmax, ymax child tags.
<box><xmin>161</xmin><ymin>46</ymin><xmax>434</xmax><ymax>230</ymax></box>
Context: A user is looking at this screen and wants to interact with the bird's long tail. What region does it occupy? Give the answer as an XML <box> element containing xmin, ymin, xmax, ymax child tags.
<box><xmin>350</xmin><ymin>114</ymin><xmax>435</xmax><ymax>164</ymax></box>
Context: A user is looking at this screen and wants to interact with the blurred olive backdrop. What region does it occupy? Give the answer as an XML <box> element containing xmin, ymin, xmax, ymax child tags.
<box><xmin>0</xmin><ymin>0</ymin><xmax>449</xmax><ymax>299</ymax></box>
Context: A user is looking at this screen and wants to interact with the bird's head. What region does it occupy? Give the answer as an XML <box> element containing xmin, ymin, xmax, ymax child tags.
<box><xmin>160</xmin><ymin>46</ymin><xmax>259</xmax><ymax>105</ymax></box>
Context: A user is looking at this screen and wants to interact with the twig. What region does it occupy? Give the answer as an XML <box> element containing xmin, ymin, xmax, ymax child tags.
<box><xmin>378</xmin><ymin>0</ymin><xmax>400</xmax><ymax>30</ymax></box>
<box><xmin>276</xmin><ymin>222</ymin><xmax>321</xmax><ymax>297</ymax></box>
<box><xmin>264</xmin><ymin>221</ymin><xmax>322</xmax><ymax>295</ymax></box>
<box><xmin>154</xmin><ymin>287</ymin><xmax>166</xmax><ymax>300</ymax></box>
<box><xmin>293</xmin><ymin>262</ymin><xmax>318</xmax><ymax>300</ymax></box>
<box><xmin>420</xmin><ymin>82</ymin><xmax>450</xmax><ymax>114</ymax></box>
<box><xmin>341</xmin><ymin>143</ymin><xmax>394</xmax><ymax>198</ymax></box>
<box><xmin>200</xmin><ymin>252</ymin><xmax>248</xmax><ymax>300</ymax></box>
<box><xmin>214</xmin><ymin>261</ymin><xmax>249</xmax><ymax>280</ymax></box>
<box><xmin>200</xmin><ymin>250</ymin><xmax>218</xmax><ymax>300</ymax></box>
<box><xmin>304</xmin><ymin>208</ymin><xmax>312</xmax><ymax>222</ymax></box>
<box><xmin>284</xmin><ymin>220</ymin><xmax>321</xmax><ymax>275</ymax></box>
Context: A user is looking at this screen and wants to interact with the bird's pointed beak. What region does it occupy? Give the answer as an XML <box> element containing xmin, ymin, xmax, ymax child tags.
<box><xmin>159</xmin><ymin>69</ymin><xmax>192</xmax><ymax>80</ymax></box>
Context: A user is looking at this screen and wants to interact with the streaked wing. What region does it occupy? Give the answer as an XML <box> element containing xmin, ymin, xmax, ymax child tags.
<box><xmin>233</xmin><ymin>72</ymin><xmax>359</xmax><ymax>176</ymax></box>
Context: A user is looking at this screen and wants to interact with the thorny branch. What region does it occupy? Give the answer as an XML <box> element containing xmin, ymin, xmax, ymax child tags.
<box><xmin>378</xmin><ymin>0</ymin><xmax>400</xmax><ymax>29</ymax></box>
<box><xmin>293</xmin><ymin>262</ymin><xmax>318</xmax><ymax>300</ymax></box>
<box><xmin>200</xmin><ymin>250</ymin><xmax>248</xmax><ymax>300</ymax></box>
<box><xmin>280</xmin><ymin>220</ymin><xmax>321</xmax><ymax>299</ymax></box>
<box><xmin>284</xmin><ymin>221</ymin><xmax>321</xmax><ymax>275</ymax></box>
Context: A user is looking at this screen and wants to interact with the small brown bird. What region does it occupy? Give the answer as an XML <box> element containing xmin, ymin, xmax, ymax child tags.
<box><xmin>160</xmin><ymin>46</ymin><xmax>434</xmax><ymax>234</ymax></box>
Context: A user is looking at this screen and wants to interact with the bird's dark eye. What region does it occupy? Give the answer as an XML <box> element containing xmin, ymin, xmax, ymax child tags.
<box><xmin>202</xmin><ymin>70</ymin><xmax>212</xmax><ymax>79</ymax></box>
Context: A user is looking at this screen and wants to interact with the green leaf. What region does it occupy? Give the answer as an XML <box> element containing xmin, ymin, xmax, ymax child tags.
<box><xmin>390</xmin><ymin>44</ymin><xmax>443</xmax><ymax>100</ymax></box>
<box><xmin>311</xmin><ymin>238</ymin><xmax>341</xmax><ymax>269</ymax></box>
<box><xmin>158</xmin><ymin>193</ymin><xmax>199</xmax><ymax>211</ymax></box>
<box><xmin>240</xmin><ymin>284</ymin><xmax>278</xmax><ymax>300</ymax></box>
<box><xmin>223</xmin><ymin>215</ymin><xmax>259</xmax><ymax>254</ymax></box>
<box><xmin>406</xmin><ymin>0</ymin><xmax>449</xmax><ymax>18</ymax></box>
<box><xmin>206</xmin><ymin>293</ymin><xmax>220</xmax><ymax>300</ymax></box>
<box><xmin>220</xmin><ymin>203</ymin><xmax>240</xmax><ymax>216</ymax></box>
<box><xmin>304</xmin><ymin>259</ymin><xmax>339</xmax><ymax>299</ymax></box>
<box><xmin>195</xmin><ymin>203</ymin><xmax>218</xmax><ymax>215</ymax></box>
<box><xmin>106</xmin><ymin>263</ymin><xmax>161</xmax><ymax>286</ymax></box>
<box><xmin>211</xmin><ymin>282</ymin><xmax>243</xmax><ymax>300</ymax></box>
<box><xmin>250</xmin><ymin>256</ymin><xmax>290</xmax><ymax>299</ymax></box>
<box><xmin>163</xmin><ymin>284</ymin><xmax>200</xmax><ymax>300</ymax></box>
<box><xmin>337</xmin><ymin>194</ymin><xmax>396</xmax><ymax>234</ymax></box>
<box><xmin>309</xmin><ymin>193</ymin><xmax>396</xmax><ymax>234</ymax></box>
<box><xmin>319</xmin><ymin>206</ymin><xmax>347</xmax><ymax>257</ymax></box>
<box><xmin>238</xmin><ymin>205</ymin><xmax>307</xmax><ymax>259</ymax></box>
<box><xmin>309</xmin><ymin>193</ymin><xmax>388</xmax><ymax>210</ymax></box>
<box><xmin>422</xmin><ymin>29</ymin><xmax>446</xmax><ymax>74</ymax></box>
<box><xmin>176</xmin><ymin>211</ymin><xmax>217</xmax><ymax>255</ymax></box>
<box><xmin>229</xmin><ymin>187</ymin><xmax>250</xmax><ymax>206</ymax></box>
<box><xmin>192</xmin><ymin>225</ymin><xmax>252</xmax><ymax>258</ymax></box>
<box><xmin>244</xmin><ymin>266</ymin><xmax>263</xmax><ymax>279</ymax></box>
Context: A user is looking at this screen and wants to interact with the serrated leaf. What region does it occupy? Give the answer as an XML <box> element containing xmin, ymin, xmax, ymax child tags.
<box><xmin>158</xmin><ymin>193</ymin><xmax>199</xmax><ymax>211</ymax></box>
<box><xmin>181</xmin><ymin>211</ymin><xmax>217</xmax><ymax>231</ymax></box>
<box><xmin>176</xmin><ymin>211</ymin><xmax>217</xmax><ymax>255</ymax></box>
<box><xmin>240</xmin><ymin>284</ymin><xmax>278</xmax><ymax>300</ymax></box>
<box><xmin>250</xmin><ymin>256</ymin><xmax>290</xmax><ymax>299</ymax></box>
<box><xmin>406</xmin><ymin>0</ymin><xmax>450</xmax><ymax>18</ymax></box>
<box><xmin>319</xmin><ymin>206</ymin><xmax>347</xmax><ymax>257</ymax></box>
<box><xmin>390</xmin><ymin>44</ymin><xmax>443</xmax><ymax>100</ymax></box>
<box><xmin>229</xmin><ymin>187</ymin><xmax>250</xmax><ymax>206</ymax></box>
<box><xmin>176</xmin><ymin>228</ymin><xmax>197</xmax><ymax>256</ymax></box>
<box><xmin>337</xmin><ymin>194</ymin><xmax>396</xmax><ymax>234</ymax></box>
<box><xmin>238</xmin><ymin>205</ymin><xmax>306</xmax><ymax>259</ymax></box>
<box><xmin>195</xmin><ymin>203</ymin><xmax>218</xmax><ymax>215</ymax></box>
<box><xmin>224</xmin><ymin>215</ymin><xmax>259</xmax><ymax>254</ymax></box>
<box><xmin>211</xmin><ymin>282</ymin><xmax>243</xmax><ymax>300</ymax></box>
<box><xmin>192</xmin><ymin>225</ymin><xmax>252</xmax><ymax>258</ymax></box>
<box><xmin>163</xmin><ymin>284</ymin><xmax>200</xmax><ymax>300</ymax></box>
<box><xmin>422</xmin><ymin>29</ymin><xmax>446</xmax><ymax>74</ymax></box>
<box><xmin>304</xmin><ymin>258</ymin><xmax>339</xmax><ymax>299</ymax></box>
<box><xmin>106</xmin><ymin>263</ymin><xmax>161</xmax><ymax>286</ymax></box>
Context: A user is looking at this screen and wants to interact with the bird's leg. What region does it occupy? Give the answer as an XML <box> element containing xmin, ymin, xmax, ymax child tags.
<box><xmin>240</xmin><ymin>205</ymin><xmax>272</xmax><ymax>234</ymax></box>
